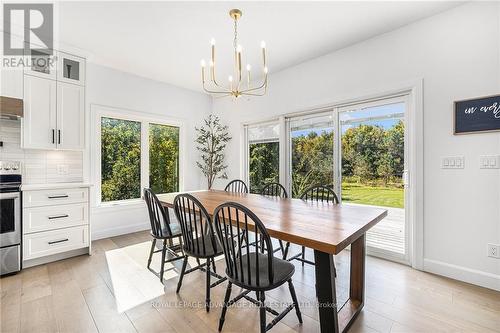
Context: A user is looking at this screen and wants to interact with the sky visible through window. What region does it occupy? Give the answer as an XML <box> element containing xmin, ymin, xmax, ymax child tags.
<box><xmin>291</xmin><ymin>103</ymin><xmax>404</xmax><ymax>137</ymax></box>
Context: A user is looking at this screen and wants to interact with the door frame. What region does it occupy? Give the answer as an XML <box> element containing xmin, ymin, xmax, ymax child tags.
<box><xmin>336</xmin><ymin>95</ymin><xmax>411</xmax><ymax>265</ymax></box>
<box><xmin>240</xmin><ymin>80</ymin><xmax>424</xmax><ymax>270</ymax></box>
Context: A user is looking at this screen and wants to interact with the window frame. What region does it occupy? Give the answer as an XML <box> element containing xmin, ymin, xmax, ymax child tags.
<box><xmin>243</xmin><ymin>120</ymin><xmax>283</xmax><ymax>193</ymax></box>
<box><xmin>91</xmin><ymin>104</ymin><xmax>185</xmax><ymax>207</ymax></box>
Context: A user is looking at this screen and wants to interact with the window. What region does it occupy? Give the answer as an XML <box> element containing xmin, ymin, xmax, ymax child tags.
<box><xmin>149</xmin><ymin>123</ymin><xmax>180</xmax><ymax>194</ymax></box>
<box><xmin>101</xmin><ymin>117</ymin><xmax>141</xmax><ymax>202</ymax></box>
<box><xmin>96</xmin><ymin>107</ymin><xmax>182</xmax><ymax>205</ymax></box>
<box><xmin>247</xmin><ymin>123</ymin><xmax>280</xmax><ymax>194</ymax></box>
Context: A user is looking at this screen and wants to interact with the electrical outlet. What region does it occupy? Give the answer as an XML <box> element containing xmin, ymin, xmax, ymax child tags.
<box><xmin>480</xmin><ymin>155</ymin><xmax>500</xmax><ymax>169</ymax></box>
<box><xmin>57</xmin><ymin>164</ymin><xmax>69</xmax><ymax>175</ymax></box>
<box><xmin>488</xmin><ymin>244</ymin><xmax>500</xmax><ymax>259</ymax></box>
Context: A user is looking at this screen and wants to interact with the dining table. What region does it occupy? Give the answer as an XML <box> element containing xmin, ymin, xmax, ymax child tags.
<box><xmin>158</xmin><ymin>189</ymin><xmax>387</xmax><ymax>333</ymax></box>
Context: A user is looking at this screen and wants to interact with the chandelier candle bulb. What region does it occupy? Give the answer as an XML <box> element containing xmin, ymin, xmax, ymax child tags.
<box><xmin>247</xmin><ymin>65</ymin><xmax>251</xmax><ymax>89</ymax></box>
<box><xmin>238</xmin><ymin>52</ymin><xmax>242</xmax><ymax>73</ymax></box>
<box><xmin>209</xmin><ymin>60</ymin><xmax>215</xmax><ymax>80</ymax></box>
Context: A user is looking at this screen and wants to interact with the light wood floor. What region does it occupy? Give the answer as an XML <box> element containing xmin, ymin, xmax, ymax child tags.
<box><xmin>1</xmin><ymin>230</ymin><xmax>500</xmax><ymax>333</ymax></box>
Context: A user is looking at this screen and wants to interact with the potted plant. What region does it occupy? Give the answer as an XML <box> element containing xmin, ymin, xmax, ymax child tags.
<box><xmin>195</xmin><ymin>114</ymin><xmax>231</xmax><ymax>189</ymax></box>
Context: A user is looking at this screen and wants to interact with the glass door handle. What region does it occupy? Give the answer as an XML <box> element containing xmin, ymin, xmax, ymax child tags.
<box><xmin>403</xmin><ymin>170</ymin><xmax>409</xmax><ymax>188</ymax></box>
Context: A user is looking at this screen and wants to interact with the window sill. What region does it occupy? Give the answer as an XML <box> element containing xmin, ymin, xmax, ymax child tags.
<box><xmin>94</xmin><ymin>199</ymin><xmax>144</xmax><ymax>210</ymax></box>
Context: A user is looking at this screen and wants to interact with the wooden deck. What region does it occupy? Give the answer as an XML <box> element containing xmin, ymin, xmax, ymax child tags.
<box><xmin>344</xmin><ymin>203</ymin><xmax>405</xmax><ymax>255</ymax></box>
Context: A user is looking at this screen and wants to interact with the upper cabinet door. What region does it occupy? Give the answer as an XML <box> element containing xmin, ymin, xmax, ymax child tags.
<box><xmin>23</xmin><ymin>76</ymin><xmax>57</xmax><ymax>149</ymax></box>
<box><xmin>58</xmin><ymin>52</ymin><xmax>86</xmax><ymax>86</ymax></box>
<box><xmin>24</xmin><ymin>46</ymin><xmax>57</xmax><ymax>80</ymax></box>
<box><xmin>56</xmin><ymin>82</ymin><xmax>85</xmax><ymax>150</ymax></box>
<box><xmin>1</xmin><ymin>34</ymin><xmax>24</xmax><ymax>99</ymax></box>
<box><xmin>1</xmin><ymin>68</ymin><xmax>24</xmax><ymax>99</ymax></box>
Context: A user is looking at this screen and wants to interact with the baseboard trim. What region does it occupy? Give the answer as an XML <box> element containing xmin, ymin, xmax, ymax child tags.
<box><xmin>23</xmin><ymin>247</ymin><xmax>90</xmax><ymax>268</ymax></box>
<box><xmin>424</xmin><ymin>258</ymin><xmax>500</xmax><ymax>291</ymax></box>
<box><xmin>92</xmin><ymin>222</ymin><xmax>150</xmax><ymax>240</ymax></box>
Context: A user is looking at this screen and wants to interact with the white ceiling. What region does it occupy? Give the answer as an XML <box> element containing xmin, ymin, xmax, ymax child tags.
<box><xmin>57</xmin><ymin>1</ymin><xmax>462</xmax><ymax>92</ymax></box>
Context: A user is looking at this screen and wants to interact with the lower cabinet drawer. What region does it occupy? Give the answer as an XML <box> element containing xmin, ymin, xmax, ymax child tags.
<box><xmin>23</xmin><ymin>188</ymin><xmax>89</xmax><ymax>208</ymax></box>
<box><xmin>24</xmin><ymin>203</ymin><xmax>88</xmax><ymax>233</ymax></box>
<box><xmin>23</xmin><ymin>225</ymin><xmax>89</xmax><ymax>260</ymax></box>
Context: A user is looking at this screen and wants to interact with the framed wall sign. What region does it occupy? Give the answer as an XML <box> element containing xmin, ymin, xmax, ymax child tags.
<box><xmin>454</xmin><ymin>94</ymin><xmax>500</xmax><ymax>134</ymax></box>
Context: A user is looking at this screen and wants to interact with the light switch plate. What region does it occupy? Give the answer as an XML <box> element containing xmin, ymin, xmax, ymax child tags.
<box><xmin>480</xmin><ymin>155</ymin><xmax>500</xmax><ymax>169</ymax></box>
<box><xmin>442</xmin><ymin>156</ymin><xmax>465</xmax><ymax>169</ymax></box>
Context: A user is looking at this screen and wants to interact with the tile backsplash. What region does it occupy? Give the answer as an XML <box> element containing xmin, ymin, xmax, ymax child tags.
<box><xmin>0</xmin><ymin>119</ymin><xmax>83</xmax><ymax>184</ymax></box>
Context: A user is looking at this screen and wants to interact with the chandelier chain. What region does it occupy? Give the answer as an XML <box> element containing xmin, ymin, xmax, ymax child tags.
<box><xmin>233</xmin><ymin>18</ymin><xmax>238</xmax><ymax>49</ymax></box>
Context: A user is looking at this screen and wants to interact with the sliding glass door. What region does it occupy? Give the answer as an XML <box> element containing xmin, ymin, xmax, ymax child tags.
<box><xmin>338</xmin><ymin>97</ymin><xmax>408</xmax><ymax>262</ymax></box>
<box><xmin>288</xmin><ymin>112</ymin><xmax>336</xmax><ymax>198</ymax></box>
<box><xmin>247</xmin><ymin>122</ymin><xmax>280</xmax><ymax>194</ymax></box>
<box><xmin>243</xmin><ymin>95</ymin><xmax>411</xmax><ymax>264</ymax></box>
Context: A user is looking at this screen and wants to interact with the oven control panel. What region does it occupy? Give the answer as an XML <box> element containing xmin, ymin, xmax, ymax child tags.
<box><xmin>0</xmin><ymin>161</ymin><xmax>21</xmax><ymax>174</ymax></box>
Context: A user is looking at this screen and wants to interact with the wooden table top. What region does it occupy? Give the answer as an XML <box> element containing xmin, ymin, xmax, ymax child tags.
<box><xmin>158</xmin><ymin>190</ymin><xmax>387</xmax><ymax>255</ymax></box>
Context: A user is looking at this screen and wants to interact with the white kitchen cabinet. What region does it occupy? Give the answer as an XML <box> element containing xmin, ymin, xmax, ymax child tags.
<box><xmin>57</xmin><ymin>82</ymin><xmax>85</xmax><ymax>149</ymax></box>
<box><xmin>58</xmin><ymin>52</ymin><xmax>86</xmax><ymax>86</ymax></box>
<box><xmin>22</xmin><ymin>78</ymin><xmax>85</xmax><ymax>150</ymax></box>
<box><xmin>23</xmin><ymin>203</ymin><xmax>88</xmax><ymax>234</ymax></box>
<box><xmin>23</xmin><ymin>225</ymin><xmax>89</xmax><ymax>260</ymax></box>
<box><xmin>23</xmin><ymin>187</ymin><xmax>88</xmax><ymax>207</ymax></box>
<box><xmin>22</xmin><ymin>185</ymin><xmax>91</xmax><ymax>265</ymax></box>
<box><xmin>1</xmin><ymin>34</ymin><xmax>24</xmax><ymax>98</ymax></box>
<box><xmin>1</xmin><ymin>69</ymin><xmax>23</xmax><ymax>99</ymax></box>
<box><xmin>24</xmin><ymin>47</ymin><xmax>58</xmax><ymax>80</ymax></box>
<box><xmin>22</xmin><ymin>75</ymin><xmax>57</xmax><ymax>149</ymax></box>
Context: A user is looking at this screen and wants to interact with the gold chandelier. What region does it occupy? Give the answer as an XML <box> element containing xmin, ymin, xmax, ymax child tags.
<box><xmin>200</xmin><ymin>9</ymin><xmax>268</xmax><ymax>98</ymax></box>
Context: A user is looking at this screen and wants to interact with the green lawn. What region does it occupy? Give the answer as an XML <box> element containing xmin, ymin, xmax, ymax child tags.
<box><xmin>341</xmin><ymin>182</ymin><xmax>404</xmax><ymax>208</ymax></box>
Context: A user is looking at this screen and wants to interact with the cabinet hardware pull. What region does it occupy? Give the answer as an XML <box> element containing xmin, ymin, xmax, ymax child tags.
<box><xmin>52</xmin><ymin>129</ymin><xmax>55</xmax><ymax>144</ymax></box>
<box><xmin>48</xmin><ymin>238</ymin><xmax>69</xmax><ymax>245</ymax></box>
<box><xmin>58</xmin><ymin>130</ymin><xmax>61</xmax><ymax>144</ymax></box>
<box><xmin>48</xmin><ymin>195</ymin><xmax>69</xmax><ymax>199</ymax></box>
<box><xmin>48</xmin><ymin>214</ymin><xmax>69</xmax><ymax>220</ymax></box>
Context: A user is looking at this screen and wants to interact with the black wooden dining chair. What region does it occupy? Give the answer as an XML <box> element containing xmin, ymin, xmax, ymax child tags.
<box><xmin>144</xmin><ymin>188</ymin><xmax>185</xmax><ymax>283</ymax></box>
<box><xmin>284</xmin><ymin>185</ymin><xmax>339</xmax><ymax>266</ymax></box>
<box><xmin>173</xmin><ymin>193</ymin><xmax>227</xmax><ymax>312</ymax></box>
<box><xmin>260</xmin><ymin>183</ymin><xmax>288</xmax><ymax>256</ymax></box>
<box><xmin>224</xmin><ymin>179</ymin><xmax>248</xmax><ymax>193</ymax></box>
<box><xmin>261</xmin><ymin>182</ymin><xmax>288</xmax><ymax>198</ymax></box>
<box><xmin>213</xmin><ymin>202</ymin><xmax>302</xmax><ymax>333</ymax></box>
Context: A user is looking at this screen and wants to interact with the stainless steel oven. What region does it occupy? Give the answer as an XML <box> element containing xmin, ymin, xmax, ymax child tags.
<box><xmin>0</xmin><ymin>161</ymin><xmax>22</xmax><ymax>275</ymax></box>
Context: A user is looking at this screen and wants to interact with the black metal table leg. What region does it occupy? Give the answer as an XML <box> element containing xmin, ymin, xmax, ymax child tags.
<box><xmin>314</xmin><ymin>249</ymin><xmax>339</xmax><ymax>333</ymax></box>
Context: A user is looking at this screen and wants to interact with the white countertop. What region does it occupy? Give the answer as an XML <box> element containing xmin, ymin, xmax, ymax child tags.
<box><xmin>21</xmin><ymin>182</ymin><xmax>93</xmax><ymax>191</ymax></box>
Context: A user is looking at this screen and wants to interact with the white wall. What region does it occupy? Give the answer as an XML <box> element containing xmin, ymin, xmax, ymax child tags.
<box><xmin>212</xmin><ymin>2</ymin><xmax>500</xmax><ymax>290</ymax></box>
<box><xmin>86</xmin><ymin>63</ymin><xmax>211</xmax><ymax>239</ymax></box>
